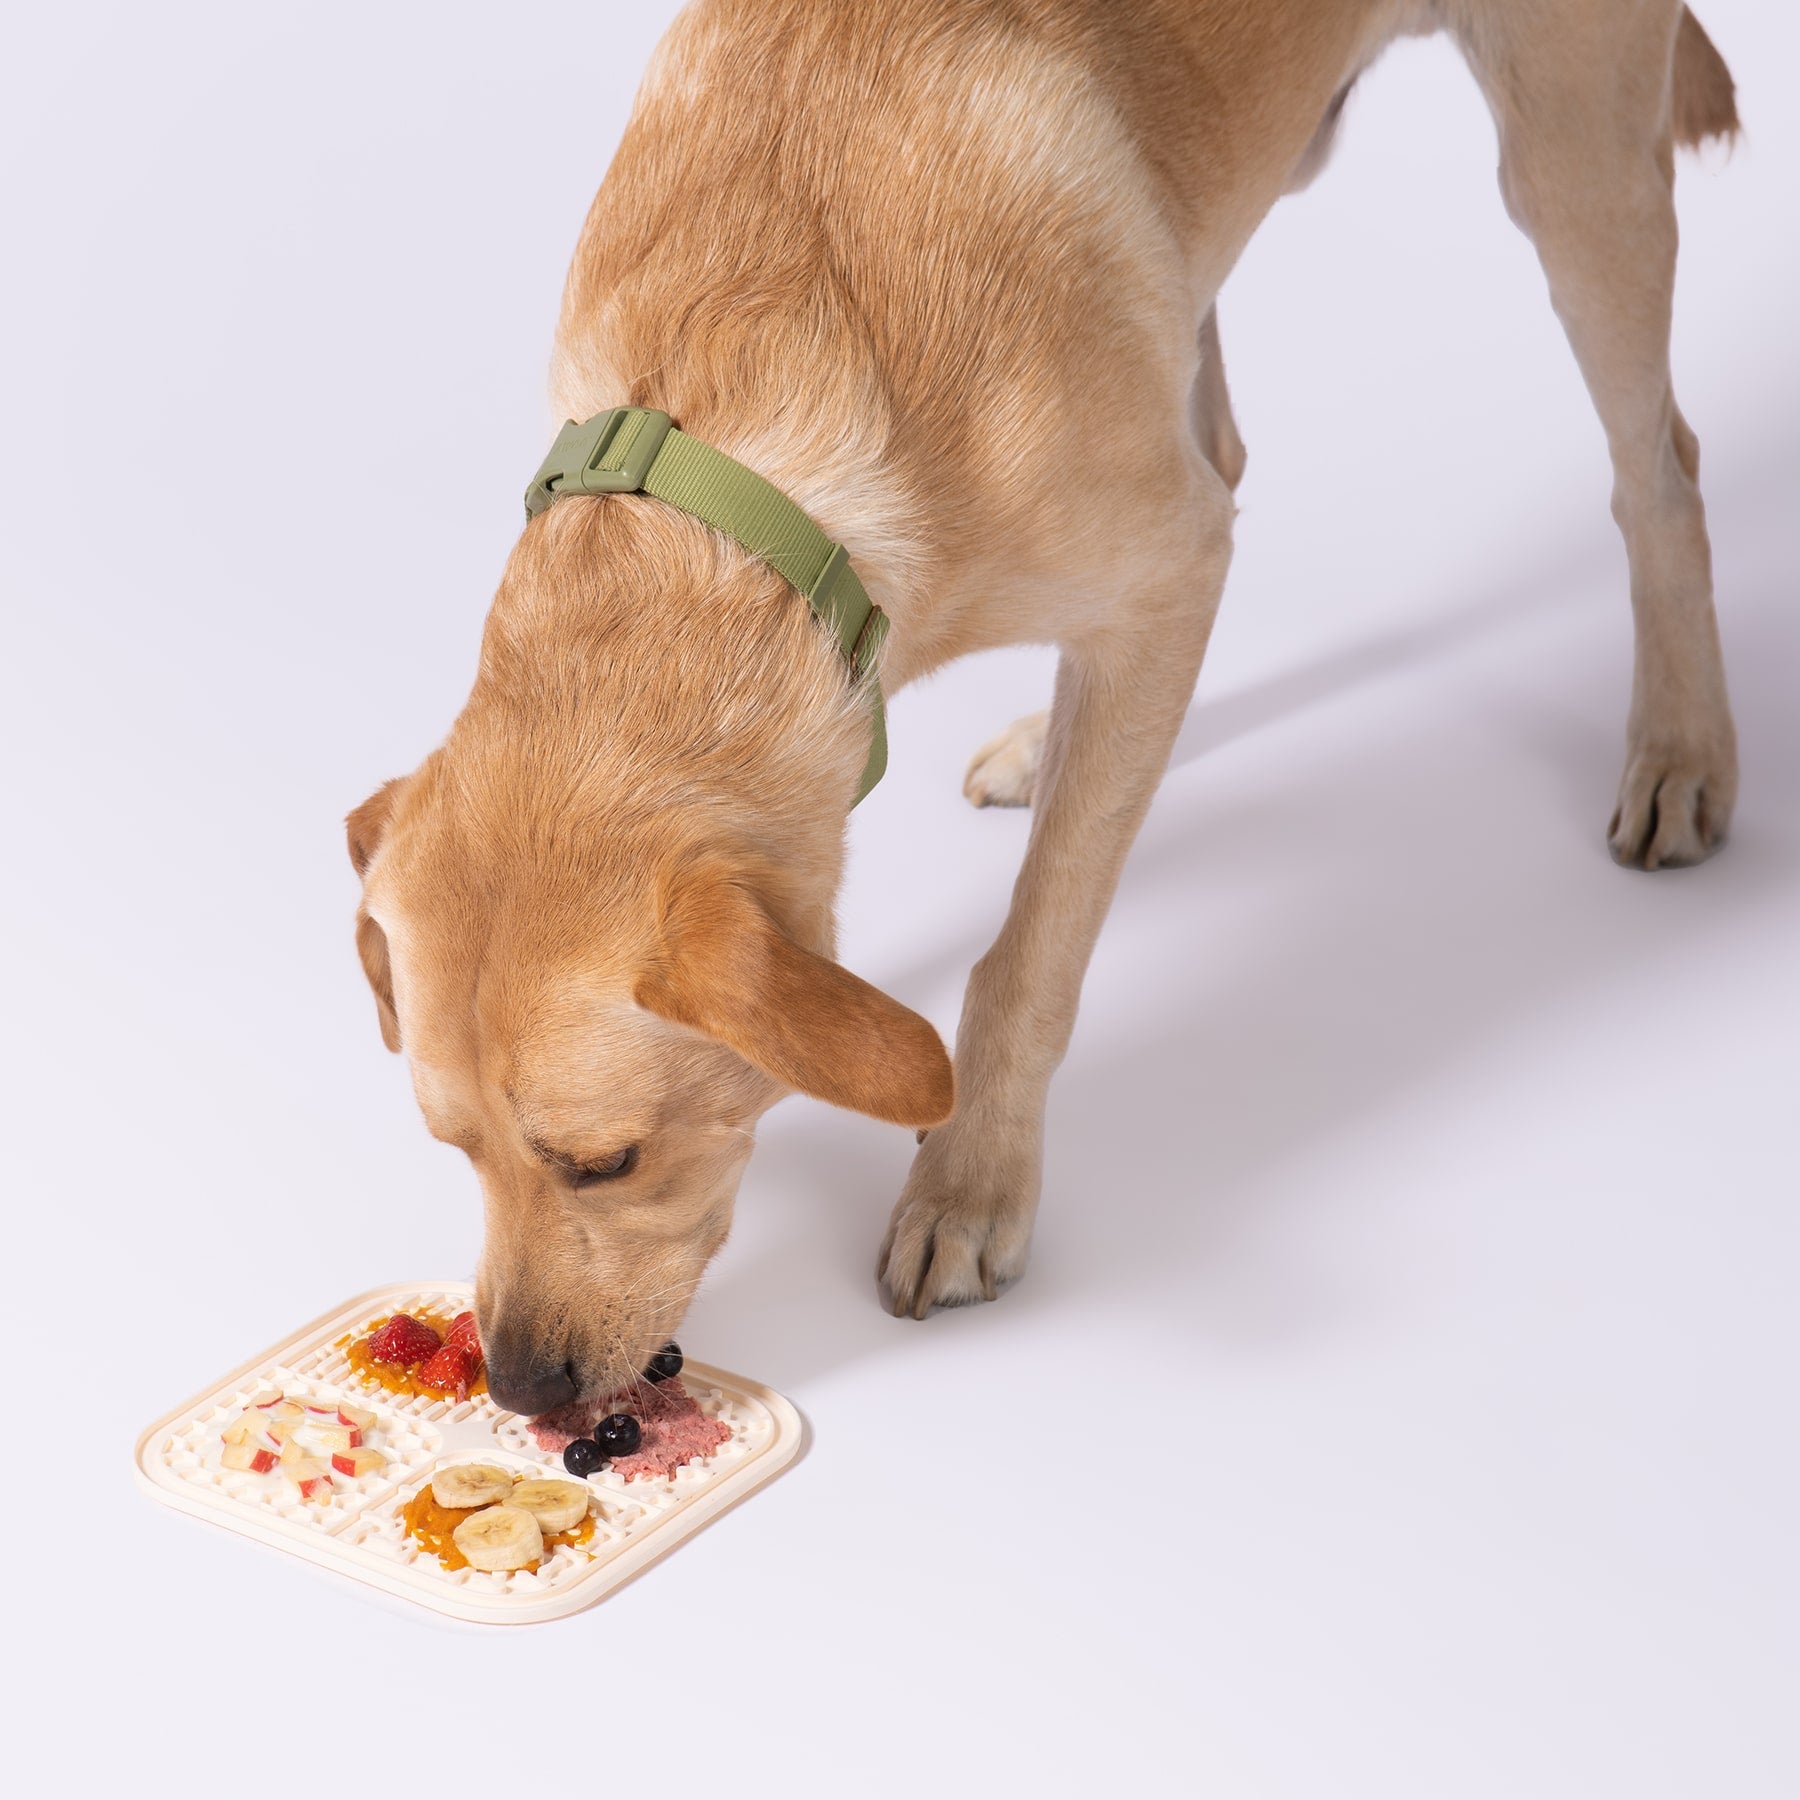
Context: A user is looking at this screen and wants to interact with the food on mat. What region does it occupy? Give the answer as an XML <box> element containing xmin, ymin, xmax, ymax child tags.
<box><xmin>282</xmin><ymin>1454</ymin><xmax>334</xmax><ymax>1501</ymax></box>
<box><xmin>593</xmin><ymin>1413</ymin><xmax>643</xmax><ymax>1457</ymax></box>
<box><xmin>430</xmin><ymin>1463</ymin><xmax>514</xmax><ymax>1509</ymax></box>
<box><xmin>366</xmin><ymin>1313</ymin><xmax>443</xmax><ymax>1366</ymax></box>
<box><xmin>342</xmin><ymin>1308</ymin><xmax>489</xmax><ymax>1402</ymax></box>
<box><xmin>220</xmin><ymin>1416</ymin><xmax>281</xmax><ymax>1473</ymax></box>
<box><xmin>509</xmin><ymin>1478</ymin><xmax>591</xmax><ymax>1534</ymax></box>
<box><xmin>645</xmin><ymin>1342</ymin><xmax>684</xmax><ymax>1382</ymax></box>
<box><xmin>560</xmin><ymin>1410</ymin><xmax>645</xmax><ymax>1476</ymax></box>
<box><xmin>402</xmin><ymin>1469</ymin><xmax>598</xmax><ymax>1572</ymax></box>
<box><xmin>531</xmin><ymin>1360</ymin><xmax>729</xmax><ymax>1481</ymax></box>
<box><xmin>220</xmin><ymin>1439</ymin><xmax>278</xmax><ymax>1474</ymax></box>
<box><xmin>453</xmin><ymin>1503</ymin><xmax>543</xmax><ymax>1573</ymax></box>
<box><xmin>606</xmin><ymin>1390</ymin><xmax>728</xmax><ymax>1480</ymax></box>
<box><xmin>415</xmin><ymin>1340</ymin><xmax>478</xmax><ymax>1401</ymax></box>
<box><xmin>215</xmin><ymin>1389</ymin><xmax>391</xmax><ymax>1500</ymax></box>
<box><xmin>561</xmin><ymin>1438</ymin><xmax>604</xmax><ymax>1478</ymax></box>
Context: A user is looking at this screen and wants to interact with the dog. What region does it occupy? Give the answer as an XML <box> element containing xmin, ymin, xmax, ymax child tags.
<box><xmin>347</xmin><ymin>0</ymin><xmax>1740</xmax><ymax>1416</ymax></box>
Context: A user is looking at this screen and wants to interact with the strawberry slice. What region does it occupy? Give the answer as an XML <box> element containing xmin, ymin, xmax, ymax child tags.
<box><xmin>365</xmin><ymin>1313</ymin><xmax>442</xmax><ymax>1367</ymax></box>
<box><xmin>444</xmin><ymin>1311</ymin><xmax>482</xmax><ymax>1360</ymax></box>
<box><xmin>414</xmin><ymin>1341</ymin><xmax>476</xmax><ymax>1401</ymax></box>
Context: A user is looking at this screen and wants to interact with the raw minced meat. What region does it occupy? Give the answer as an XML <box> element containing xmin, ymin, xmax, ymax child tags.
<box><xmin>528</xmin><ymin>1376</ymin><xmax>729</xmax><ymax>1479</ymax></box>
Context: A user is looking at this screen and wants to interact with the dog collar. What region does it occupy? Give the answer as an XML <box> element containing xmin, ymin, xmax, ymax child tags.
<box><xmin>524</xmin><ymin>407</ymin><xmax>889</xmax><ymax>805</ymax></box>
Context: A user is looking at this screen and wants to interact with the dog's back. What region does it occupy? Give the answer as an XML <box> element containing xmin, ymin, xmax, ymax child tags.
<box><xmin>551</xmin><ymin>0</ymin><xmax>1397</xmax><ymax>665</ymax></box>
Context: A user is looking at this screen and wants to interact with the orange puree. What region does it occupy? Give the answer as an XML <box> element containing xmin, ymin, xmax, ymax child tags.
<box><xmin>336</xmin><ymin>1312</ymin><xmax>489</xmax><ymax>1402</ymax></box>
<box><xmin>402</xmin><ymin>1478</ymin><xmax>597</xmax><ymax>1573</ymax></box>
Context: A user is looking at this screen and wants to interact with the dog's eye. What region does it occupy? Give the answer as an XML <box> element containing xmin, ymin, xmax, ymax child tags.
<box><xmin>572</xmin><ymin>1145</ymin><xmax>638</xmax><ymax>1187</ymax></box>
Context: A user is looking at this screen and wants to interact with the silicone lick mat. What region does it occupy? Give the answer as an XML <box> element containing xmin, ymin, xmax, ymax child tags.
<box><xmin>134</xmin><ymin>1282</ymin><xmax>802</xmax><ymax>1624</ymax></box>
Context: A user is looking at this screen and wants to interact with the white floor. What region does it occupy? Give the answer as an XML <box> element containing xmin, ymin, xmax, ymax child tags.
<box><xmin>5</xmin><ymin>5</ymin><xmax>1795</xmax><ymax>1794</ymax></box>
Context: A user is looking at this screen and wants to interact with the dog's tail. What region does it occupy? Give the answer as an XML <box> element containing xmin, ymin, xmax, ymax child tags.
<box><xmin>1672</xmin><ymin>7</ymin><xmax>1739</xmax><ymax>151</ymax></box>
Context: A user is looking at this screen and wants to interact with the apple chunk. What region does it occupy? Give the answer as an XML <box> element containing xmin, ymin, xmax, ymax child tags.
<box><xmin>221</xmin><ymin>1416</ymin><xmax>277</xmax><ymax>1451</ymax></box>
<box><xmin>283</xmin><ymin>1456</ymin><xmax>333</xmax><ymax>1501</ymax></box>
<box><xmin>331</xmin><ymin>1446</ymin><xmax>388</xmax><ymax>1479</ymax></box>
<box><xmin>221</xmin><ymin>1441</ymin><xmax>279</xmax><ymax>1474</ymax></box>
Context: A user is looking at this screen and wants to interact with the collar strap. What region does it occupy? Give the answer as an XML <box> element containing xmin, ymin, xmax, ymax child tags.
<box><xmin>524</xmin><ymin>406</ymin><xmax>889</xmax><ymax>804</ymax></box>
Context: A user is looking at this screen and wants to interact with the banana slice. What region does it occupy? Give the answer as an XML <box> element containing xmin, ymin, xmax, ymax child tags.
<box><xmin>430</xmin><ymin>1463</ymin><xmax>514</xmax><ymax>1509</ymax></box>
<box><xmin>509</xmin><ymin>1478</ymin><xmax>590</xmax><ymax>1534</ymax></box>
<box><xmin>453</xmin><ymin>1503</ymin><xmax>542</xmax><ymax>1572</ymax></box>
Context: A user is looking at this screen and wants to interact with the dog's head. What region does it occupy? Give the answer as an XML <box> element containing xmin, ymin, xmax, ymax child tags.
<box><xmin>346</xmin><ymin>759</ymin><xmax>951</xmax><ymax>1417</ymax></box>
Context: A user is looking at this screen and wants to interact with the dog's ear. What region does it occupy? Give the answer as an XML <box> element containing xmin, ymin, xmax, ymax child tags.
<box><xmin>346</xmin><ymin>781</ymin><xmax>405</xmax><ymax>1053</ymax></box>
<box><xmin>346</xmin><ymin>779</ymin><xmax>404</xmax><ymax>879</ymax></box>
<box><xmin>634</xmin><ymin>877</ymin><xmax>954</xmax><ymax>1129</ymax></box>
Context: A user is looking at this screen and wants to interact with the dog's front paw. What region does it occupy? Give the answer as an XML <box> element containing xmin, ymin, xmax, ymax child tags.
<box><xmin>1608</xmin><ymin>730</ymin><xmax>1737</xmax><ymax>870</ymax></box>
<box><xmin>963</xmin><ymin>710</ymin><xmax>1048</xmax><ymax>809</ymax></box>
<box><xmin>877</xmin><ymin>1127</ymin><xmax>1039</xmax><ymax>1319</ymax></box>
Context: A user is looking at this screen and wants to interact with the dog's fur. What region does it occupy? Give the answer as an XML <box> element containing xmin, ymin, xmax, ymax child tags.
<box><xmin>349</xmin><ymin>0</ymin><xmax>1740</xmax><ymax>1414</ymax></box>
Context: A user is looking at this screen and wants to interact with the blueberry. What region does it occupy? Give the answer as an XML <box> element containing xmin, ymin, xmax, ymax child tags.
<box><xmin>592</xmin><ymin>1413</ymin><xmax>641</xmax><ymax>1457</ymax></box>
<box><xmin>645</xmin><ymin>1341</ymin><xmax>683</xmax><ymax>1383</ymax></box>
<box><xmin>562</xmin><ymin>1437</ymin><xmax>604</xmax><ymax>1478</ymax></box>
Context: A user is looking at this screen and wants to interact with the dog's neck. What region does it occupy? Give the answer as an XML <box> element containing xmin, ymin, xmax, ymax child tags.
<box><xmin>453</xmin><ymin>489</ymin><xmax>871</xmax><ymax>954</ymax></box>
<box><xmin>517</xmin><ymin>201</ymin><xmax>938</xmax><ymax>933</ymax></box>
<box><xmin>545</xmin><ymin>172</ymin><xmax>938</xmax><ymax>682</ymax></box>
<box><xmin>549</xmin><ymin>382</ymin><xmax>926</xmax><ymax>655</ymax></box>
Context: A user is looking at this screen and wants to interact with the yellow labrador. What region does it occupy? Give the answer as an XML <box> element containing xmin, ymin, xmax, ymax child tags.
<box><xmin>348</xmin><ymin>0</ymin><xmax>1739</xmax><ymax>1414</ymax></box>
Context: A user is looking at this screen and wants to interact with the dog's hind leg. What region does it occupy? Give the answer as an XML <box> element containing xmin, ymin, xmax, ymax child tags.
<box><xmin>885</xmin><ymin>457</ymin><xmax>1235</xmax><ymax>1315</ymax></box>
<box><xmin>962</xmin><ymin>305</ymin><xmax>1243</xmax><ymax>814</ymax></box>
<box><xmin>1454</xmin><ymin>0</ymin><xmax>1738</xmax><ymax>868</ymax></box>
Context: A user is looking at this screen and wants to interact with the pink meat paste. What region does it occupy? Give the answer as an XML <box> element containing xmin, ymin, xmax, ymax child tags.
<box><xmin>528</xmin><ymin>1376</ymin><xmax>730</xmax><ymax>1480</ymax></box>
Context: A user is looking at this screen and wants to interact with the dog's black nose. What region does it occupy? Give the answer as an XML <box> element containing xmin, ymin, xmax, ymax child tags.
<box><xmin>485</xmin><ymin>1355</ymin><xmax>578</xmax><ymax>1417</ymax></box>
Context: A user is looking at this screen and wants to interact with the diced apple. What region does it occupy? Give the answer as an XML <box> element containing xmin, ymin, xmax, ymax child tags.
<box><xmin>336</xmin><ymin>1403</ymin><xmax>377</xmax><ymax>1432</ymax></box>
<box><xmin>311</xmin><ymin>1422</ymin><xmax>361</xmax><ymax>1454</ymax></box>
<box><xmin>331</xmin><ymin>1446</ymin><xmax>388</xmax><ymax>1479</ymax></box>
<box><xmin>279</xmin><ymin>1436</ymin><xmax>310</xmax><ymax>1467</ymax></box>
<box><xmin>266</xmin><ymin>1399</ymin><xmax>304</xmax><ymax>1425</ymax></box>
<box><xmin>221</xmin><ymin>1441</ymin><xmax>279</xmax><ymax>1474</ymax></box>
<box><xmin>221</xmin><ymin>1415</ymin><xmax>262</xmax><ymax>1446</ymax></box>
<box><xmin>284</xmin><ymin>1456</ymin><xmax>334</xmax><ymax>1500</ymax></box>
<box><xmin>248</xmin><ymin>1388</ymin><xmax>285</xmax><ymax>1410</ymax></box>
<box><xmin>266</xmin><ymin>1419</ymin><xmax>296</xmax><ymax>1446</ymax></box>
<box><xmin>300</xmin><ymin>1395</ymin><xmax>340</xmax><ymax>1415</ymax></box>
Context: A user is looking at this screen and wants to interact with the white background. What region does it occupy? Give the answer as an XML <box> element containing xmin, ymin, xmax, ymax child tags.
<box><xmin>3</xmin><ymin>3</ymin><xmax>1795</xmax><ymax>1793</ymax></box>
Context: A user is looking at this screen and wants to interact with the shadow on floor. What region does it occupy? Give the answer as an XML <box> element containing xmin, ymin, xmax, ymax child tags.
<box><xmin>688</xmin><ymin>424</ymin><xmax>1800</xmax><ymax>1389</ymax></box>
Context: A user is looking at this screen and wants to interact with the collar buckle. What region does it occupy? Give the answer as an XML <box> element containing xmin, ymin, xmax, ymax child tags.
<box><xmin>523</xmin><ymin>407</ymin><xmax>673</xmax><ymax>517</ymax></box>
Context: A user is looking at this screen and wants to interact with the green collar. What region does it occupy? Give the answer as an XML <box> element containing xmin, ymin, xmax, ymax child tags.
<box><xmin>524</xmin><ymin>407</ymin><xmax>889</xmax><ymax>804</ymax></box>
